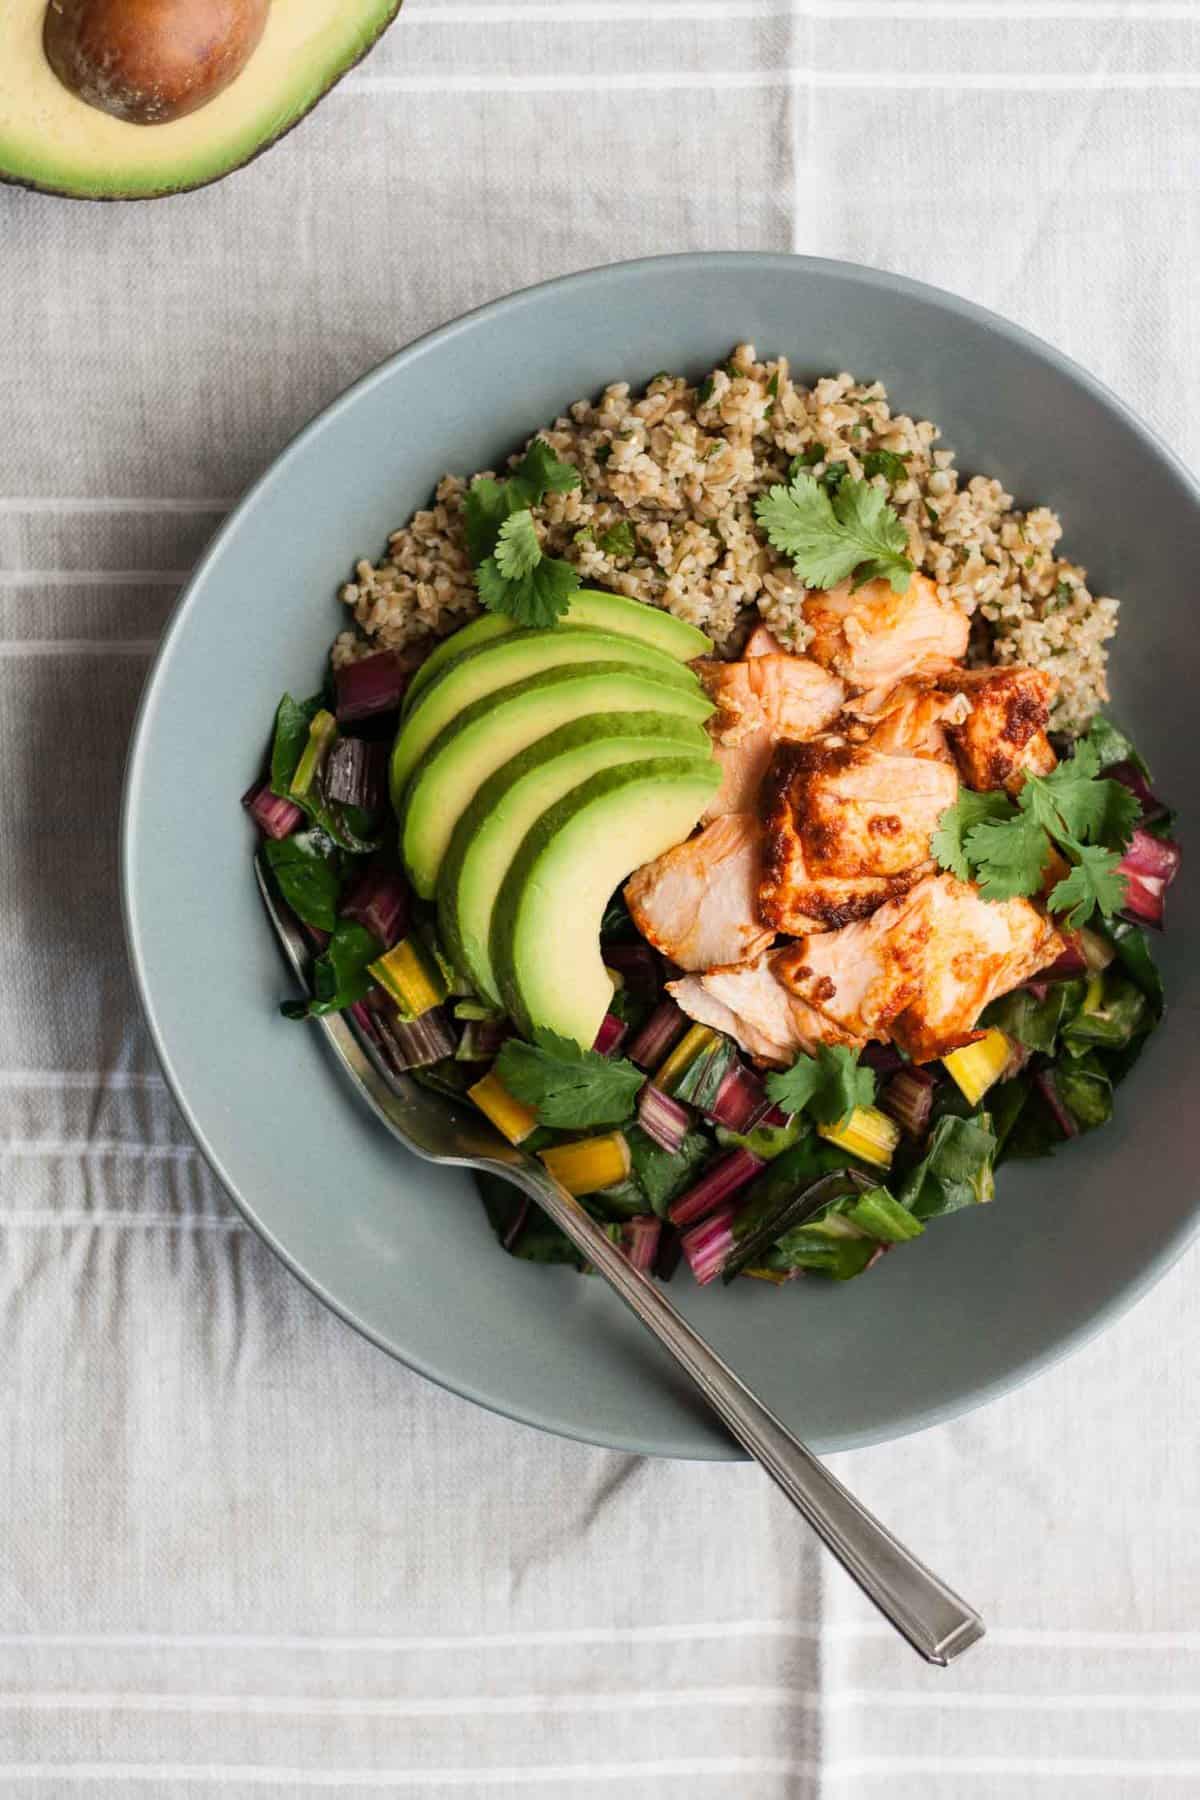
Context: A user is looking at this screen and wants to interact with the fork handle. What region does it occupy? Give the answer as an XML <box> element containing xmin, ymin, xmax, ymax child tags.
<box><xmin>514</xmin><ymin>1164</ymin><xmax>984</xmax><ymax>1666</ymax></box>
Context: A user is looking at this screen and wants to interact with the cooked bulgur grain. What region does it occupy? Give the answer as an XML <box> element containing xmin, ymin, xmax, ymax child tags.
<box><xmin>335</xmin><ymin>348</ymin><xmax>1117</xmax><ymax>732</ymax></box>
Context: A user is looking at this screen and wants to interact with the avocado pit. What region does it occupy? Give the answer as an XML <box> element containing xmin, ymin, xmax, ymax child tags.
<box><xmin>43</xmin><ymin>0</ymin><xmax>269</xmax><ymax>124</ymax></box>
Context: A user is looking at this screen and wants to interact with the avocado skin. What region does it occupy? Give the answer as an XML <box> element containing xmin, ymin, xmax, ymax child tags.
<box><xmin>1</xmin><ymin>1</ymin><xmax>402</xmax><ymax>202</ymax></box>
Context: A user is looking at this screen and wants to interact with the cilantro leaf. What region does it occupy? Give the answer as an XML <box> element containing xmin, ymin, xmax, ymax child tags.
<box><xmin>463</xmin><ymin>477</ymin><xmax>512</xmax><ymax>567</ymax></box>
<box><xmin>754</xmin><ymin>472</ymin><xmax>913</xmax><ymax>594</ymax></box>
<box><xmin>931</xmin><ymin>789</ymin><xmax>1014</xmax><ymax>882</ymax></box>
<box><xmin>495</xmin><ymin>1029</ymin><xmax>645</xmax><ymax>1129</ymax></box>
<box><xmin>1020</xmin><ymin>752</ymin><xmax>1140</xmax><ymax>851</ymax></box>
<box><xmin>517</xmin><ymin>437</ymin><xmax>581</xmax><ymax>499</ymax></box>
<box><xmin>765</xmin><ymin>1044</ymin><xmax>876</xmax><ymax>1130</ymax></box>
<box><xmin>862</xmin><ymin>448</ymin><xmax>908</xmax><ymax>485</ymax></box>
<box><xmin>931</xmin><ymin>753</ymin><xmax>1133</xmax><ymax>928</ymax></box>
<box><xmin>475</xmin><ymin>549</ymin><xmax>581</xmax><ymax>628</ymax></box>
<box><xmin>492</xmin><ymin>509</ymin><xmax>542</xmax><ymax>580</ymax></box>
<box><xmin>462</xmin><ymin>440</ymin><xmax>580</xmax><ymax>569</ymax></box>
<box><xmin>598</xmin><ymin>521</ymin><xmax>636</xmax><ymax>559</ymax></box>
<box><xmin>1048</xmin><ymin>845</ymin><xmax>1127</xmax><ymax>929</ymax></box>
<box><xmin>962</xmin><ymin>809</ymin><xmax>1053</xmax><ymax>900</ymax></box>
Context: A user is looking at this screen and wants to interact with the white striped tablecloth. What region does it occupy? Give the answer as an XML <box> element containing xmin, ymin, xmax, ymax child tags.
<box><xmin>2</xmin><ymin>1</ymin><xmax>1199</xmax><ymax>1793</ymax></box>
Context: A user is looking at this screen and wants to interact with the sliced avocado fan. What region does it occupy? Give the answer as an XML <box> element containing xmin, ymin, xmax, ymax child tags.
<box><xmin>389</xmin><ymin>626</ymin><xmax>701</xmax><ymax>808</ymax></box>
<box><xmin>437</xmin><ymin>711</ymin><xmax>711</xmax><ymax>1005</ymax></box>
<box><xmin>490</xmin><ymin>757</ymin><xmax>722</xmax><ymax>1049</ymax></box>
<box><xmin>403</xmin><ymin>589</ymin><xmax>712</xmax><ymax>714</ymax></box>
<box><xmin>399</xmin><ymin>660</ymin><xmax>713</xmax><ymax>900</ymax></box>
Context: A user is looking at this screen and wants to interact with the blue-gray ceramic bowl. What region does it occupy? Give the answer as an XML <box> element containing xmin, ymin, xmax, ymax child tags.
<box><xmin>121</xmin><ymin>254</ymin><xmax>1200</xmax><ymax>1459</ymax></box>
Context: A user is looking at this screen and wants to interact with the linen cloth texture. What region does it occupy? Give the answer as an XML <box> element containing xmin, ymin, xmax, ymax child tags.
<box><xmin>2</xmin><ymin>0</ymin><xmax>1199</xmax><ymax>1794</ymax></box>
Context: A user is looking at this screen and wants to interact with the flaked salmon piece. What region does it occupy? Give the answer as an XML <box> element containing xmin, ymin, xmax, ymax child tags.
<box><xmin>844</xmin><ymin>675</ymin><xmax>971</xmax><ymax>761</ymax></box>
<box><xmin>744</xmin><ymin>623</ymin><xmax>785</xmax><ymax>657</ymax></box>
<box><xmin>697</xmin><ymin>651</ymin><xmax>846</xmax><ymax>817</ymax></box>
<box><xmin>667</xmin><ymin>972</ymin><xmax>794</xmax><ymax>1064</ymax></box>
<box><xmin>624</xmin><ymin>813</ymin><xmax>776</xmax><ymax>973</ymax></box>
<box><xmin>668</xmin><ymin>953</ymin><xmax>861</xmax><ymax>1066</ymax></box>
<box><xmin>757</xmin><ymin>737</ymin><xmax>957</xmax><ymax>932</ymax></box>
<box><xmin>802</xmin><ymin>572</ymin><xmax>969</xmax><ymax>692</ymax></box>
<box><xmin>944</xmin><ymin>666</ymin><xmax>1058</xmax><ymax>794</ymax></box>
<box><xmin>774</xmin><ymin>872</ymin><xmax>1065</xmax><ymax>1063</ymax></box>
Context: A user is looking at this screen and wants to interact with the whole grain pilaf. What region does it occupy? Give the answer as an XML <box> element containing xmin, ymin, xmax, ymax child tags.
<box><xmin>335</xmin><ymin>346</ymin><xmax>1118</xmax><ymax>732</ymax></box>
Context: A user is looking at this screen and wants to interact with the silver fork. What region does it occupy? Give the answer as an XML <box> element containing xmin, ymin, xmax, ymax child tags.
<box><xmin>256</xmin><ymin>855</ymin><xmax>984</xmax><ymax>1665</ymax></box>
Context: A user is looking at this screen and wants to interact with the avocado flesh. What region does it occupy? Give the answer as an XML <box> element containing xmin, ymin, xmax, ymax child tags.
<box><xmin>437</xmin><ymin>713</ymin><xmax>712</xmax><ymax>1005</ymax></box>
<box><xmin>400</xmin><ymin>663</ymin><xmax>713</xmax><ymax>900</ymax></box>
<box><xmin>491</xmin><ymin>758</ymin><xmax>722</xmax><ymax>1048</ymax></box>
<box><xmin>390</xmin><ymin>627</ymin><xmax>699</xmax><ymax>806</ymax></box>
<box><xmin>403</xmin><ymin>591</ymin><xmax>712</xmax><ymax>714</ymax></box>
<box><xmin>0</xmin><ymin>0</ymin><xmax>400</xmax><ymax>199</ymax></box>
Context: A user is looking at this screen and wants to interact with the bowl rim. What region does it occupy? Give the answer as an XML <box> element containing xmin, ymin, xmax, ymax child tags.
<box><xmin>120</xmin><ymin>250</ymin><xmax>1200</xmax><ymax>1458</ymax></box>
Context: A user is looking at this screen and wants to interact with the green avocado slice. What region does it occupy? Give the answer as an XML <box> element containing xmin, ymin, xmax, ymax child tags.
<box><xmin>0</xmin><ymin>0</ymin><xmax>401</xmax><ymax>200</ymax></box>
<box><xmin>491</xmin><ymin>758</ymin><xmax>721</xmax><ymax>1048</ymax></box>
<box><xmin>400</xmin><ymin>662</ymin><xmax>713</xmax><ymax>900</ymax></box>
<box><xmin>390</xmin><ymin>627</ymin><xmax>702</xmax><ymax>808</ymax></box>
<box><xmin>438</xmin><ymin>712</ymin><xmax>712</xmax><ymax>1004</ymax></box>
<box><xmin>403</xmin><ymin>590</ymin><xmax>712</xmax><ymax>713</ymax></box>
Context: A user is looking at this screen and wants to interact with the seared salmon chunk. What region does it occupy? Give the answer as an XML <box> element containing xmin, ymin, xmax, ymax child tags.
<box><xmin>801</xmin><ymin>572</ymin><xmax>969</xmax><ymax>692</ymax></box>
<box><xmin>697</xmin><ymin>651</ymin><xmax>845</xmax><ymax>817</ymax></box>
<box><xmin>944</xmin><ymin>665</ymin><xmax>1058</xmax><ymax>794</ymax></box>
<box><xmin>774</xmin><ymin>872</ymin><xmax>1065</xmax><ymax>1062</ymax></box>
<box><xmin>625</xmin><ymin>813</ymin><xmax>776</xmax><ymax>972</ymax></box>
<box><xmin>757</xmin><ymin>737</ymin><xmax>956</xmax><ymax>933</ymax></box>
<box><xmin>844</xmin><ymin>675</ymin><xmax>970</xmax><ymax>761</ymax></box>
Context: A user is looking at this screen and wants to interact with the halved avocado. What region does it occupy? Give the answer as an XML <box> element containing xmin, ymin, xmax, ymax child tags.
<box><xmin>437</xmin><ymin>712</ymin><xmax>712</xmax><ymax>1004</ymax></box>
<box><xmin>400</xmin><ymin>663</ymin><xmax>713</xmax><ymax>900</ymax></box>
<box><xmin>491</xmin><ymin>757</ymin><xmax>721</xmax><ymax>1047</ymax></box>
<box><xmin>390</xmin><ymin>627</ymin><xmax>701</xmax><ymax>807</ymax></box>
<box><xmin>0</xmin><ymin>0</ymin><xmax>401</xmax><ymax>199</ymax></box>
<box><xmin>403</xmin><ymin>591</ymin><xmax>712</xmax><ymax>714</ymax></box>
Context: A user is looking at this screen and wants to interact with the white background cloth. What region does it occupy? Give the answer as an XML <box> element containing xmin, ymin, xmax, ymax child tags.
<box><xmin>3</xmin><ymin>1</ymin><xmax>1200</xmax><ymax>1793</ymax></box>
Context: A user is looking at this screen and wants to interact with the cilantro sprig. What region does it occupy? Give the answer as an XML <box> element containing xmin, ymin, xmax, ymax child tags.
<box><xmin>754</xmin><ymin>470</ymin><xmax>913</xmax><ymax>594</ymax></box>
<box><xmin>932</xmin><ymin>727</ymin><xmax>1140</xmax><ymax>927</ymax></box>
<box><xmin>495</xmin><ymin>1029</ymin><xmax>645</xmax><ymax>1129</ymax></box>
<box><xmin>764</xmin><ymin>1044</ymin><xmax>876</xmax><ymax>1130</ymax></box>
<box><xmin>464</xmin><ymin>438</ymin><xmax>584</xmax><ymax>627</ymax></box>
<box><xmin>929</xmin><ymin>788</ymin><xmax>1013</xmax><ymax>881</ymax></box>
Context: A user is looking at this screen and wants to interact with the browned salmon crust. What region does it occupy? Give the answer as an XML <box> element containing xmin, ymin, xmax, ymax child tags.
<box><xmin>944</xmin><ymin>666</ymin><xmax>1059</xmax><ymax>794</ymax></box>
<box><xmin>757</xmin><ymin>737</ymin><xmax>953</xmax><ymax>933</ymax></box>
<box><xmin>774</xmin><ymin>873</ymin><xmax>1065</xmax><ymax>1062</ymax></box>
